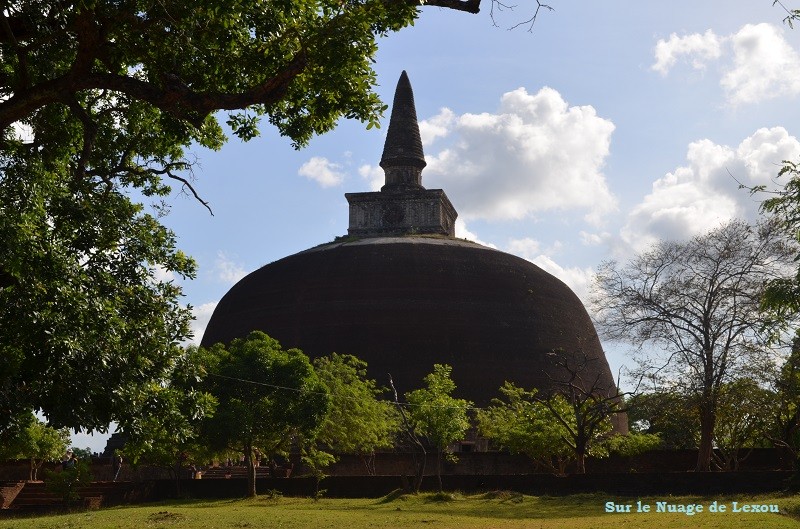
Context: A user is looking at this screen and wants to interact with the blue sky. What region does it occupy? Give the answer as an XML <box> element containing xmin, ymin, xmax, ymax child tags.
<box><xmin>76</xmin><ymin>1</ymin><xmax>800</xmax><ymax>451</ymax></box>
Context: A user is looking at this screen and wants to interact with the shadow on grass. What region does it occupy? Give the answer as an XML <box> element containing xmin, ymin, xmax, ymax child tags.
<box><xmin>373</xmin><ymin>490</ymin><xmax>610</xmax><ymax>520</ymax></box>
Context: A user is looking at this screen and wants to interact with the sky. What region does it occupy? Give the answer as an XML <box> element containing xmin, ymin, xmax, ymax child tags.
<box><xmin>75</xmin><ymin>1</ymin><xmax>800</xmax><ymax>451</ymax></box>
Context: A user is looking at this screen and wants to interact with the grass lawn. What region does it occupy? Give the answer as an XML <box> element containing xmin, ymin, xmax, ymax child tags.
<box><xmin>2</xmin><ymin>491</ymin><xmax>800</xmax><ymax>529</ymax></box>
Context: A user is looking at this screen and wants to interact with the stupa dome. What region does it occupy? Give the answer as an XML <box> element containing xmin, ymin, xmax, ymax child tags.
<box><xmin>201</xmin><ymin>71</ymin><xmax>619</xmax><ymax>410</ymax></box>
<box><xmin>201</xmin><ymin>236</ymin><xmax>616</xmax><ymax>405</ymax></box>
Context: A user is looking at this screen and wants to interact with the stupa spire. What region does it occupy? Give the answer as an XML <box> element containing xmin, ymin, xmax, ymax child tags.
<box><xmin>344</xmin><ymin>70</ymin><xmax>457</xmax><ymax>237</ymax></box>
<box><xmin>380</xmin><ymin>70</ymin><xmax>426</xmax><ymax>191</ymax></box>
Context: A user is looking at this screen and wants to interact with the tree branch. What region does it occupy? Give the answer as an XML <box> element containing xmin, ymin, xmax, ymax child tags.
<box><xmin>0</xmin><ymin>51</ymin><xmax>309</xmax><ymax>132</ymax></box>
<box><xmin>423</xmin><ymin>0</ymin><xmax>481</xmax><ymax>13</ymax></box>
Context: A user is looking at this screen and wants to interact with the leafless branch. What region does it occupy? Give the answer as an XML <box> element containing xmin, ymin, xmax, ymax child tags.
<box><xmin>508</xmin><ymin>1</ymin><xmax>553</xmax><ymax>32</ymax></box>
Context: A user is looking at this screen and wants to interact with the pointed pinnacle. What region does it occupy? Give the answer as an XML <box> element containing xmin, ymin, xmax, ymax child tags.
<box><xmin>380</xmin><ymin>71</ymin><xmax>427</xmax><ymax>170</ymax></box>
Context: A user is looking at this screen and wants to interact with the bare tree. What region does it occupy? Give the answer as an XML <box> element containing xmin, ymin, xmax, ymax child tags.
<box><xmin>592</xmin><ymin>220</ymin><xmax>795</xmax><ymax>471</ymax></box>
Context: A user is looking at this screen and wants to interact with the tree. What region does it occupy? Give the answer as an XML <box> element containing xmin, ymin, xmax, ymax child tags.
<box><xmin>405</xmin><ymin>364</ymin><xmax>471</xmax><ymax>492</ymax></box>
<box><xmin>478</xmin><ymin>348</ymin><xmax>631</xmax><ymax>475</ymax></box>
<box><xmin>477</xmin><ymin>383</ymin><xmax>576</xmax><ymax>474</ymax></box>
<box><xmin>626</xmin><ymin>390</ymin><xmax>699</xmax><ymax>449</ymax></box>
<box><xmin>712</xmin><ymin>378</ymin><xmax>773</xmax><ymax>470</ymax></box>
<box><xmin>0</xmin><ymin>0</ymin><xmax>551</xmax><ymax>441</ymax></box>
<box><xmin>117</xmin><ymin>345</ymin><xmax>217</xmax><ymax>495</ymax></box>
<box><xmin>201</xmin><ymin>331</ymin><xmax>330</xmax><ymax>498</ymax></box>
<box><xmin>765</xmin><ymin>333</ymin><xmax>800</xmax><ymax>469</ymax></box>
<box><xmin>592</xmin><ymin>220</ymin><xmax>794</xmax><ymax>471</ymax></box>
<box><xmin>312</xmin><ymin>353</ymin><xmax>399</xmax><ymax>474</ymax></box>
<box><xmin>1</xmin><ymin>414</ymin><xmax>70</xmax><ymax>481</ymax></box>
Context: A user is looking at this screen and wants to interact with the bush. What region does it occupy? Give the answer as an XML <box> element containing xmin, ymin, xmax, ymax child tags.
<box><xmin>44</xmin><ymin>460</ymin><xmax>93</xmax><ymax>508</ymax></box>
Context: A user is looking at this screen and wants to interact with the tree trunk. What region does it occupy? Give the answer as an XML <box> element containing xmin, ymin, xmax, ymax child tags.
<box><xmin>575</xmin><ymin>451</ymin><xmax>586</xmax><ymax>474</ymax></box>
<box><xmin>436</xmin><ymin>448</ymin><xmax>443</xmax><ymax>493</ymax></box>
<box><xmin>696</xmin><ymin>406</ymin><xmax>716</xmax><ymax>471</ymax></box>
<box><xmin>413</xmin><ymin>448</ymin><xmax>426</xmax><ymax>493</ymax></box>
<box><xmin>246</xmin><ymin>446</ymin><xmax>257</xmax><ymax>498</ymax></box>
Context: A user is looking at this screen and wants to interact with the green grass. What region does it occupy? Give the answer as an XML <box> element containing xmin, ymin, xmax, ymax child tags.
<box><xmin>1</xmin><ymin>492</ymin><xmax>799</xmax><ymax>529</ymax></box>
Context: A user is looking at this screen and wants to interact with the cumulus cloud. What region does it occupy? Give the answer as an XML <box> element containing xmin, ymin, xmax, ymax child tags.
<box><xmin>652</xmin><ymin>23</ymin><xmax>800</xmax><ymax>104</ymax></box>
<box><xmin>358</xmin><ymin>164</ymin><xmax>383</xmax><ymax>191</ymax></box>
<box><xmin>622</xmin><ymin>127</ymin><xmax>800</xmax><ymax>251</ymax></box>
<box><xmin>188</xmin><ymin>301</ymin><xmax>218</xmax><ymax>346</ymax></box>
<box><xmin>359</xmin><ymin>87</ymin><xmax>616</xmax><ymax>225</ymax></box>
<box><xmin>531</xmin><ymin>255</ymin><xmax>595</xmax><ymax>306</ymax></box>
<box><xmin>579</xmin><ymin>231</ymin><xmax>610</xmax><ymax>246</ymax></box>
<box><xmin>652</xmin><ymin>29</ymin><xmax>723</xmax><ymax>75</ymax></box>
<box><xmin>419</xmin><ymin>108</ymin><xmax>456</xmax><ymax>146</ymax></box>
<box><xmin>215</xmin><ymin>251</ymin><xmax>247</xmax><ymax>284</ymax></box>
<box><xmin>721</xmin><ymin>23</ymin><xmax>800</xmax><ymax>105</ymax></box>
<box><xmin>298</xmin><ymin>156</ymin><xmax>345</xmax><ymax>188</ymax></box>
<box><xmin>507</xmin><ymin>237</ymin><xmax>541</xmax><ymax>260</ymax></box>
<box><xmin>455</xmin><ymin>219</ymin><xmax>497</xmax><ymax>248</ymax></box>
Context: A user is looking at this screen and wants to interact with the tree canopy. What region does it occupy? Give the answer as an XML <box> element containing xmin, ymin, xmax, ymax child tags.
<box><xmin>0</xmin><ymin>0</ymin><xmax>544</xmax><ymax>442</ymax></box>
<box><xmin>406</xmin><ymin>364</ymin><xmax>471</xmax><ymax>492</ymax></box>
<box><xmin>477</xmin><ymin>383</ymin><xmax>576</xmax><ymax>474</ymax></box>
<box><xmin>592</xmin><ymin>220</ymin><xmax>795</xmax><ymax>471</ymax></box>
<box><xmin>1</xmin><ymin>413</ymin><xmax>70</xmax><ymax>481</ymax></box>
<box><xmin>201</xmin><ymin>331</ymin><xmax>330</xmax><ymax>497</ymax></box>
<box><xmin>313</xmin><ymin>353</ymin><xmax>398</xmax><ymax>473</ymax></box>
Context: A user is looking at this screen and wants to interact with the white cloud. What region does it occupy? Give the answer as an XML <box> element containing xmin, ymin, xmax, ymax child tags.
<box><xmin>298</xmin><ymin>156</ymin><xmax>345</xmax><ymax>188</ymax></box>
<box><xmin>454</xmin><ymin>219</ymin><xmax>497</xmax><ymax>248</ymax></box>
<box><xmin>721</xmin><ymin>23</ymin><xmax>800</xmax><ymax>105</ymax></box>
<box><xmin>503</xmin><ymin>238</ymin><xmax>594</xmax><ymax>305</ymax></box>
<box><xmin>507</xmin><ymin>237</ymin><xmax>540</xmax><ymax>260</ymax></box>
<box><xmin>652</xmin><ymin>29</ymin><xmax>723</xmax><ymax>75</ymax></box>
<box><xmin>358</xmin><ymin>164</ymin><xmax>383</xmax><ymax>191</ymax></box>
<box><xmin>531</xmin><ymin>255</ymin><xmax>595</xmax><ymax>306</ymax></box>
<box><xmin>579</xmin><ymin>231</ymin><xmax>610</xmax><ymax>246</ymax></box>
<box><xmin>215</xmin><ymin>251</ymin><xmax>246</xmax><ymax>284</ymax></box>
<box><xmin>373</xmin><ymin>87</ymin><xmax>615</xmax><ymax>225</ymax></box>
<box><xmin>188</xmin><ymin>301</ymin><xmax>218</xmax><ymax>346</ymax></box>
<box><xmin>622</xmin><ymin>127</ymin><xmax>800</xmax><ymax>251</ymax></box>
<box><xmin>419</xmin><ymin>108</ymin><xmax>455</xmax><ymax>146</ymax></box>
<box><xmin>652</xmin><ymin>24</ymin><xmax>800</xmax><ymax>105</ymax></box>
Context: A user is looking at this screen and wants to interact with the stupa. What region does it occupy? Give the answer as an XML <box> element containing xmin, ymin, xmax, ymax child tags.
<box><xmin>201</xmin><ymin>71</ymin><xmax>620</xmax><ymax>412</ymax></box>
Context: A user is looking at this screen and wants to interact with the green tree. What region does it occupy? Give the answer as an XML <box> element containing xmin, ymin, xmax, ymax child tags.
<box><xmin>766</xmin><ymin>334</ymin><xmax>800</xmax><ymax>469</ymax></box>
<box><xmin>626</xmin><ymin>390</ymin><xmax>699</xmax><ymax>449</ymax></box>
<box><xmin>405</xmin><ymin>364</ymin><xmax>471</xmax><ymax>492</ymax></box>
<box><xmin>1</xmin><ymin>414</ymin><xmax>70</xmax><ymax>481</ymax></box>
<box><xmin>477</xmin><ymin>383</ymin><xmax>575</xmax><ymax>474</ymax></box>
<box><xmin>313</xmin><ymin>353</ymin><xmax>399</xmax><ymax>474</ymax></box>
<box><xmin>593</xmin><ymin>220</ymin><xmax>794</xmax><ymax>471</ymax></box>
<box><xmin>118</xmin><ymin>345</ymin><xmax>217</xmax><ymax>494</ymax></box>
<box><xmin>712</xmin><ymin>378</ymin><xmax>773</xmax><ymax>470</ymax></box>
<box><xmin>0</xmin><ymin>0</ymin><xmax>549</xmax><ymax>441</ymax></box>
<box><xmin>602</xmin><ymin>431</ymin><xmax>662</xmax><ymax>457</ymax></box>
<box><xmin>202</xmin><ymin>331</ymin><xmax>330</xmax><ymax>498</ymax></box>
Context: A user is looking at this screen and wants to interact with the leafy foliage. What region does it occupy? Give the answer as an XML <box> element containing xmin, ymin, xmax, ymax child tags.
<box><xmin>201</xmin><ymin>331</ymin><xmax>330</xmax><ymax>497</ymax></box>
<box><xmin>602</xmin><ymin>432</ymin><xmax>662</xmax><ymax>457</ymax></box>
<box><xmin>118</xmin><ymin>345</ymin><xmax>217</xmax><ymax>479</ymax></box>
<box><xmin>1</xmin><ymin>414</ymin><xmax>70</xmax><ymax>480</ymax></box>
<box><xmin>0</xmin><ymin>0</ymin><xmax>423</xmax><ymax>441</ymax></box>
<box><xmin>313</xmin><ymin>354</ymin><xmax>399</xmax><ymax>472</ymax></box>
<box><xmin>477</xmin><ymin>383</ymin><xmax>575</xmax><ymax>474</ymax></box>
<box><xmin>406</xmin><ymin>364</ymin><xmax>471</xmax><ymax>491</ymax></box>
<box><xmin>44</xmin><ymin>459</ymin><xmax>93</xmax><ymax>507</ymax></box>
<box><xmin>626</xmin><ymin>390</ymin><xmax>699</xmax><ymax>449</ymax></box>
<box><xmin>712</xmin><ymin>378</ymin><xmax>773</xmax><ymax>470</ymax></box>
